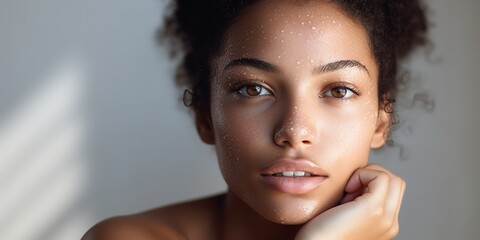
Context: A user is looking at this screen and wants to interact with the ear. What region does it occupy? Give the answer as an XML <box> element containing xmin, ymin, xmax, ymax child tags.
<box><xmin>195</xmin><ymin>109</ymin><xmax>215</xmax><ymax>145</ymax></box>
<box><xmin>370</xmin><ymin>107</ymin><xmax>391</xmax><ymax>149</ymax></box>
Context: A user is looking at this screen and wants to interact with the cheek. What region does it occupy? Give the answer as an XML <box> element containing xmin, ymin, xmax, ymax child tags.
<box><xmin>210</xmin><ymin>97</ymin><xmax>269</xmax><ymax>194</ymax></box>
<box><xmin>211</xmin><ymin>111</ymin><xmax>246</xmax><ymax>197</ymax></box>
<box><xmin>210</xmin><ymin>84</ymin><xmax>271</xmax><ymax>155</ymax></box>
<box><xmin>330</xmin><ymin>111</ymin><xmax>377</xmax><ymax>148</ymax></box>
<box><xmin>326</xmin><ymin>106</ymin><xmax>379</xmax><ymax>171</ymax></box>
<box><xmin>330</xmin><ymin>90</ymin><xmax>379</xmax><ymax>148</ymax></box>
<box><xmin>212</xmin><ymin>104</ymin><xmax>269</xmax><ymax>165</ymax></box>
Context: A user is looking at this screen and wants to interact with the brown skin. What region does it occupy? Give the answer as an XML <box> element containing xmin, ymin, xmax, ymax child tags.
<box><xmin>82</xmin><ymin>1</ymin><xmax>405</xmax><ymax>239</ymax></box>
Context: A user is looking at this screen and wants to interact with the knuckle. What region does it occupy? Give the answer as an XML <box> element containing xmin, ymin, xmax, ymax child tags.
<box><xmin>379</xmin><ymin>217</ymin><xmax>394</xmax><ymax>231</ymax></box>
<box><xmin>370</xmin><ymin>204</ymin><xmax>386</xmax><ymax>218</ymax></box>
<box><xmin>392</xmin><ymin>177</ymin><xmax>403</xmax><ymax>187</ymax></box>
<box><xmin>369</xmin><ymin>208</ymin><xmax>395</xmax><ymax>231</ymax></box>
<box><xmin>376</xmin><ymin>171</ymin><xmax>390</xmax><ymax>183</ymax></box>
<box><xmin>386</xmin><ymin>222</ymin><xmax>400</xmax><ymax>238</ymax></box>
<box><xmin>382</xmin><ymin>218</ymin><xmax>395</xmax><ymax>229</ymax></box>
<box><xmin>367</xmin><ymin>164</ymin><xmax>390</xmax><ymax>174</ymax></box>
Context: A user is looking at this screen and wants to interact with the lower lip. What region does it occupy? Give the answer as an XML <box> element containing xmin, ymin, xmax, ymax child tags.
<box><xmin>261</xmin><ymin>175</ymin><xmax>327</xmax><ymax>195</ymax></box>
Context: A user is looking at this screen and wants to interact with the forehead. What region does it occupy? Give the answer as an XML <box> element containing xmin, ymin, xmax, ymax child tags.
<box><xmin>216</xmin><ymin>0</ymin><xmax>378</xmax><ymax>80</ymax></box>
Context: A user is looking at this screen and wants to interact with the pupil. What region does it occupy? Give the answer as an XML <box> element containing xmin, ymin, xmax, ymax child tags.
<box><xmin>332</xmin><ymin>87</ymin><xmax>346</xmax><ymax>98</ymax></box>
<box><xmin>246</xmin><ymin>85</ymin><xmax>261</xmax><ymax>96</ymax></box>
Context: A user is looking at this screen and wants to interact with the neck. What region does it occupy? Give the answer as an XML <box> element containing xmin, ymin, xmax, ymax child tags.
<box><xmin>221</xmin><ymin>190</ymin><xmax>301</xmax><ymax>240</ymax></box>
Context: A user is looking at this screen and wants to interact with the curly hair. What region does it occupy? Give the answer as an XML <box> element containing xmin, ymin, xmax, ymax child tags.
<box><xmin>160</xmin><ymin>0</ymin><xmax>429</xmax><ymax>128</ymax></box>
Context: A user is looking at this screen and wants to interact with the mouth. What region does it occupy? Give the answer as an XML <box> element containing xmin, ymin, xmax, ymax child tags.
<box><xmin>266</xmin><ymin>171</ymin><xmax>316</xmax><ymax>177</ymax></box>
<box><xmin>260</xmin><ymin>158</ymin><xmax>328</xmax><ymax>177</ymax></box>
<box><xmin>260</xmin><ymin>159</ymin><xmax>328</xmax><ymax>195</ymax></box>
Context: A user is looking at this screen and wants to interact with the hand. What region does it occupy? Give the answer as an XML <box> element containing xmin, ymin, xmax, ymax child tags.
<box><xmin>295</xmin><ymin>164</ymin><xmax>406</xmax><ymax>240</ymax></box>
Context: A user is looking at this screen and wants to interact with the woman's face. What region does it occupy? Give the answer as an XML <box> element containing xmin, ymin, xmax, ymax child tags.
<box><xmin>200</xmin><ymin>0</ymin><xmax>389</xmax><ymax>224</ymax></box>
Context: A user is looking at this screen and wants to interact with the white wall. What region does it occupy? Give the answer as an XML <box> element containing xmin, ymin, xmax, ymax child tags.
<box><xmin>0</xmin><ymin>0</ymin><xmax>478</xmax><ymax>239</ymax></box>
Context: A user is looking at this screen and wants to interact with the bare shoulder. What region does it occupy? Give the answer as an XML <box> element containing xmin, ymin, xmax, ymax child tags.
<box><xmin>81</xmin><ymin>214</ymin><xmax>185</xmax><ymax>240</ymax></box>
<box><xmin>143</xmin><ymin>193</ymin><xmax>226</xmax><ymax>239</ymax></box>
<box><xmin>82</xmin><ymin>193</ymin><xmax>225</xmax><ymax>240</ymax></box>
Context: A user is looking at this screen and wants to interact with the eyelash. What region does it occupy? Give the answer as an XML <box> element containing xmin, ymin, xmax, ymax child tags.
<box><xmin>230</xmin><ymin>80</ymin><xmax>273</xmax><ymax>97</ymax></box>
<box><xmin>319</xmin><ymin>82</ymin><xmax>361</xmax><ymax>100</ymax></box>
<box><xmin>230</xmin><ymin>80</ymin><xmax>361</xmax><ymax>100</ymax></box>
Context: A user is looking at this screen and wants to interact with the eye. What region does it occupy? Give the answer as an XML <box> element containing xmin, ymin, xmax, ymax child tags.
<box><xmin>321</xmin><ymin>84</ymin><xmax>360</xmax><ymax>99</ymax></box>
<box><xmin>237</xmin><ymin>84</ymin><xmax>271</xmax><ymax>97</ymax></box>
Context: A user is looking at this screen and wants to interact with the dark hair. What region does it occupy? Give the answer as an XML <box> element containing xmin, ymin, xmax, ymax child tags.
<box><xmin>160</xmin><ymin>0</ymin><xmax>429</xmax><ymax>129</ymax></box>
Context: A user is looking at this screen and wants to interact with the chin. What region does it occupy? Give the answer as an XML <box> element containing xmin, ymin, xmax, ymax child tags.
<box><xmin>262</xmin><ymin>207</ymin><xmax>319</xmax><ymax>225</ymax></box>
<box><xmin>270</xmin><ymin>215</ymin><xmax>315</xmax><ymax>225</ymax></box>
<box><xmin>255</xmin><ymin>195</ymin><xmax>335</xmax><ymax>225</ymax></box>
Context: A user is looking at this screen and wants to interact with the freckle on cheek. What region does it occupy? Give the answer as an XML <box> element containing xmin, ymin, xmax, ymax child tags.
<box><xmin>218</xmin><ymin>131</ymin><xmax>250</xmax><ymax>200</ymax></box>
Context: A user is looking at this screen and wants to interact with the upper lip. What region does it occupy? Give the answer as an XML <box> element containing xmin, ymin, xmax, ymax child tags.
<box><xmin>260</xmin><ymin>158</ymin><xmax>329</xmax><ymax>177</ymax></box>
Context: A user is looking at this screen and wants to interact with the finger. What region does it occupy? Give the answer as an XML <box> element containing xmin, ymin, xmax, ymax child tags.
<box><xmin>344</xmin><ymin>168</ymin><xmax>390</xmax><ymax>205</ymax></box>
<box><xmin>339</xmin><ymin>188</ymin><xmax>363</xmax><ymax>204</ymax></box>
<box><xmin>385</xmin><ymin>174</ymin><xmax>403</xmax><ymax>215</ymax></box>
<box><xmin>392</xmin><ymin>178</ymin><xmax>405</xmax><ymax>218</ymax></box>
<box><xmin>367</xmin><ymin>164</ymin><xmax>405</xmax><ymax>238</ymax></box>
<box><xmin>363</xmin><ymin>163</ymin><xmax>392</xmax><ymax>174</ymax></box>
<box><xmin>391</xmin><ymin>179</ymin><xmax>406</xmax><ymax>234</ymax></box>
<box><xmin>363</xmin><ymin>164</ymin><xmax>402</xmax><ymax>216</ymax></box>
<box><xmin>382</xmin><ymin>179</ymin><xmax>405</xmax><ymax>239</ymax></box>
<box><xmin>340</xmin><ymin>164</ymin><xmax>388</xmax><ymax>203</ymax></box>
<box><xmin>383</xmin><ymin>175</ymin><xmax>402</xmax><ymax>234</ymax></box>
<box><xmin>396</xmin><ymin>179</ymin><xmax>406</xmax><ymax>220</ymax></box>
<box><xmin>345</xmin><ymin>164</ymin><xmax>390</xmax><ymax>193</ymax></box>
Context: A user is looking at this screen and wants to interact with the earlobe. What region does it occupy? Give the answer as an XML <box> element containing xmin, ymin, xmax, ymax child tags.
<box><xmin>195</xmin><ymin>110</ymin><xmax>215</xmax><ymax>145</ymax></box>
<box><xmin>370</xmin><ymin>109</ymin><xmax>390</xmax><ymax>149</ymax></box>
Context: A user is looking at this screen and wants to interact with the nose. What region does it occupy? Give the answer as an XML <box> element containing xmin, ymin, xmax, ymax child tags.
<box><xmin>273</xmin><ymin>104</ymin><xmax>317</xmax><ymax>149</ymax></box>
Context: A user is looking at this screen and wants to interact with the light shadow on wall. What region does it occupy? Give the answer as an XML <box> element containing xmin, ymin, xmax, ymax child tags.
<box><xmin>0</xmin><ymin>56</ymin><xmax>90</xmax><ymax>240</ymax></box>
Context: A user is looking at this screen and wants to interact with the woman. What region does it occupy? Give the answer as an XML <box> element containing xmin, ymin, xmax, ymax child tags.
<box><xmin>83</xmin><ymin>0</ymin><xmax>428</xmax><ymax>239</ymax></box>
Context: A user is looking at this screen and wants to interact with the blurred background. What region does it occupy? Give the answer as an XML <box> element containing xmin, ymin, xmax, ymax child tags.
<box><xmin>0</xmin><ymin>0</ymin><xmax>478</xmax><ymax>239</ymax></box>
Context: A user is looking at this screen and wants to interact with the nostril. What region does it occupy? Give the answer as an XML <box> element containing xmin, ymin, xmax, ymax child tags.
<box><xmin>274</xmin><ymin>124</ymin><xmax>315</xmax><ymax>148</ymax></box>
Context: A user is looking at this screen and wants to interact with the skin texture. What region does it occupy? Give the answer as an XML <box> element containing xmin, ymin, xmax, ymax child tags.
<box><xmin>82</xmin><ymin>1</ymin><xmax>405</xmax><ymax>239</ymax></box>
<box><xmin>207</xmin><ymin>0</ymin><xmax>386</xmax><ymax>225</ymax></box>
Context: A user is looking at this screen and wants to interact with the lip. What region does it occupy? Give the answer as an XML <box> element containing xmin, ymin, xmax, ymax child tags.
<box><xmin>260</xmin><ymin>158</ymin><xmax>328</xmax><ymax>195</ymax></box>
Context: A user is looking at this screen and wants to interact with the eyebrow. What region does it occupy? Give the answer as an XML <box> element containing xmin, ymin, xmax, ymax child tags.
<box><xmin>224</xmin><ymin>58</ymin><xmax>279</xmax><ymax>73</ymax></box>
<box><xmin>312</xmin><ymin>60</ymin><xmax>370</xmax><ymax>76</ymax></box>
<box><xmin>224</xmin><ymin>58</ymin><xmax>369</xmax><ymax>76</ymax></box>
